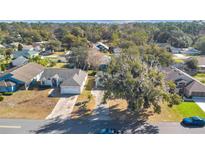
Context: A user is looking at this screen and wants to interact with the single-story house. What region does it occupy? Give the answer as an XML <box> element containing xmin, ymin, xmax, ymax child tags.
<box><xmin>95</xmin><ymin>42</ymin><xmax>109</xmax><ymax>52</ymax></box>
<box><xmin>22</xmin><ymin>45</ymin><xmax>34</xmax><ymax>51</ymax></box>
<box><xmin>39</xmin><ymin>50</ymin><xmax>54</xmax><ymax>56</ymax></box>
<box><xmin>11</xmin><ymin>56</ymin><xmax>29</xmax><ymax>67</ymax></box>
<box><xmin>163</xmin><ymin>67</ymin><xmax>205</xmax><ymax>98</ymax></box>
<box><xmin>184</xmin><ymin>80</ymin><xmax>205</xmax><ymax>97</ymax></box>
<box><xmin>40</xmin><ymin>68</ymin><xmax>87</xmax><ymax>94</ymax></box>
<box><xmin>12</xmin><ymin>50</ymin><xmax>39</xmax><ymax>59</ymax></box>
<box><xmin>0</xmin><ymin>80</ymin><xmax>17</xmax><ymax>92</ymax></box>
<box><xmin>194</xmin><ymin>56</ymin><xmax>205</xmax><ymax>73</ymax></box>
<box><xmin>170</xmin><ymin>47</ymin><xmax>201</xmax><ymax>55</ymax></box>
<box><xmin>0</xmin><ymin>62</ymin><xmax>44</xmax><ymax>92</ymax></box>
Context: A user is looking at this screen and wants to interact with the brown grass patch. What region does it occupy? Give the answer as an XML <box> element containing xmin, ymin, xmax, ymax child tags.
<box><xmin>0</xmin><ymin>89</ymin><xmax>59</xmax><ymax>119</ymax></box>
<box><xmin>147</xmin><ymin>103</ymin><xmax>182</xmax><ymax>123</ymax></box>
<box><xmin>71</xmin><ymin>76</ymin><xmax>96</xmax><ymax>118</ymax></box>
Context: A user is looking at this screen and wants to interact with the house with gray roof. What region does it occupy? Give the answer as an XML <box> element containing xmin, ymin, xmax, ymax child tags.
<box><xmin>12</xmin><ymin>50</ymin><xmax>39</xmax><ymax>59</ymax></box>
<box><xmin>163</xmin><ymin>67</ymin><xmax>205</xmax><ymax>98</ymax></box>
<box><xmin>11</xmin><ymin>56</ymin><xmax>29</xmax><ymax>67</ymax></box>
<box><xmin>40</xmin><ymin>68</ymin><xmax>87</xmax><ymax>94</ymax></box>
<box><xmin>0</xmin><ymin>62</ymin><xmax>44</xmax><ymax>92</ymax></box>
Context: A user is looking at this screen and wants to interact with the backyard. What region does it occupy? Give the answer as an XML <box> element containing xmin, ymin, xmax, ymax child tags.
<box><xmin>0</xmin><ymin>89</ymin><xmax>59</xmax><ymax>119</ymax></box>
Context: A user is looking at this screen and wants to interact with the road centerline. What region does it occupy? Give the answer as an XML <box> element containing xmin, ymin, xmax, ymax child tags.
<box><xmin>0</xmin><ymin>125</ymin><xmax>22</xmax><ymax>129</ymax></box>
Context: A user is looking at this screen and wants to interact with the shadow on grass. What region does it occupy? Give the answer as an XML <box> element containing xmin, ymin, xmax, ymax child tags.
<box><xmin>31</xmin><ymin>105</ymin><xmax>159</xmax><ymax>134</ymax></box>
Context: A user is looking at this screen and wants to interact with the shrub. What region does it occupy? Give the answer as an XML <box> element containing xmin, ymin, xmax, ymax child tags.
<box><xmin>0</xmin><ymin>96</ymin><xmax>4</xmax><ymax>101</ymax></box>
<box><xmin>3</xmin><ymin>92</ymin><xmax>13</xmax><ymax>96</ymax></box>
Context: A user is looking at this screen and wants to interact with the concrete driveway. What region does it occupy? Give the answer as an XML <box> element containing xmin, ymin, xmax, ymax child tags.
<box><xmin>192</xmin><ymin>97</ymin><xmax>205</xmax><ymax>112</ymax></box>
<box><xmin>91</xmin><ymin>90</ymin><xmax>110</xmax><ymax>121</ymax></box>
<box><xmin>46</xmin><ymin>95</ymin><xmax>78</xmax><ymax>120</ymax></box>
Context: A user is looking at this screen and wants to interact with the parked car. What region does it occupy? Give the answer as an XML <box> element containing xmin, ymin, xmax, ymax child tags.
<box><xmin>96</xmin><ymin>128</ymin><xmax>122</xmax><ymax>134</ymax></box>
<box><xmin>181</xmin><ymin>116</ymin><xmax>205</xmax><ymax>127</ymax></box>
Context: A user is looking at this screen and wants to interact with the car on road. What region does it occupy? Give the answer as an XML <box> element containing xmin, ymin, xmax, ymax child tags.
<box><xmin>181</xmin><ymin>116</ymin><xmax>205</xmax><ymax>127</ymax></box>
<box><xmin>96</xmin><ymin>128</ymin><xmax>123</xmax><ymax>134</ymax></box>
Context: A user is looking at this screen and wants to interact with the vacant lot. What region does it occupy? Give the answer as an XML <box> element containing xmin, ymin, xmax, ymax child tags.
<box><xmin>0</xmin><ymin>89</ymin><xmax>59</xmax><ymax>119</ymax></box>
<box><xmin>71</xmin><ymin>76</ymin><xmax>96</xmax><ymax>118</ymax></box>
<box><xmin>193</xmin><ymin>73</ymin><xmax>205</xmax><ymax>83</ymax></box>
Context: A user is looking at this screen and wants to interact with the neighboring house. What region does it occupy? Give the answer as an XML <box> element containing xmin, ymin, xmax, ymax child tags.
<box><xmin>195</xmin><ymin>56</ymin><xmax>205</xmax><ymax>73</ymax></box>
<box><xmin>22</xmin><ymin>45</ymin><xmax>34</xmax><ymax>51</ymax></box>
<box><xmin>88</xmin><ymin>49</ymin><xmax>111</xmax><ymax>70</ymax></box>
<box><xmin>170</xmin><ymin>47</ymin><xmax>201</xmax><ymax>55</ymax></box>
<box><xmin>98</xmin><ymin>55</ymin><xmax>111</xmax><ymax>70</ymax></box>
<box><xmin>12</xmin><ymin>50</ymin><xmax>39</xmax><ymax>59</ymax></box>
<box><xmin>95</xmin><ymin>42</ymin><xmax>109</xmax><ymax>52</ymax></box>
<box><xmin>40</xmin><ymin>68</ymin><xmax>87</xmax><ymax>94</ymax></box>
<box><xmin>0</xmin><ymin>44</ymin><xmax>5</xmax><ymax>48</ymax></box>
<box><xmin>0</xmin><ymin>80</ymin><xmax>17</xmax><ymax>92</ymax></box>
<box><xmin>170</xmin><ymin>47</ymin><xmax>183</xmax><ymax>54</ymax></box>
<box><xmin>39</xmin><ymin>50</ymin><xmax>54</xmax><ymax>56</ymax></box>
<box><xmin>182</xmin><ymin>48</ymin><xmax>201</xmax><ymax>55</ymax></box>
<box><xmin>11</xmin><ymin>56</ymin><xmax>29</xmax><ymax>67</ymax></box>
<box><xmin>0</xmin><ymin>62</ymin><xmax>44</xmax><ymax>92</ymax></box>
<box><xmin>163</xmin><ymin>67</ymin><xmax>205</xmax><ymax>98</ymax></box>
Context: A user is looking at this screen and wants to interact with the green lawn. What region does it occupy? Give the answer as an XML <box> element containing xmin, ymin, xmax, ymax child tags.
<box><xmin>173</xmin><ymin>101</ymin><xmax>205</xmax><ymax>118</ymax></box>
<box><xmin>193</xmin><ymin>73</ymin><xmax>205</xmax><ymax>83</ymax></box>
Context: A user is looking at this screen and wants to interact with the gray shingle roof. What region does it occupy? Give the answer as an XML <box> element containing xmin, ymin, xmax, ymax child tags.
<box><xmin>40</xmin><ymin>68</ymin><xmax>87</xmax><ymax>87</ymax></box>
<box><xmin>11</xmin><ymin>62</ymin><xmax>44</xmax><ymax>83</ymax></box>
<box><xmin>185</xmin><ymin>80</ymin><xmax>205</xmax><ymax>92</ymax></box>
<box><xmin>12</xmin><ymin>56</ymin><xmax>28</xmax><ymax>67</ymax></box>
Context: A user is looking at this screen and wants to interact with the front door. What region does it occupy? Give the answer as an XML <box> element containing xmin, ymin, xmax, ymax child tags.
<box><xmin>51</xmin><ymin>78</ymin><xmax>58</xmax><ymax>87</ymax></box>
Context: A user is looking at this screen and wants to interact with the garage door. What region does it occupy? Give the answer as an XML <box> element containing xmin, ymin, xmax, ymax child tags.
<box><xmin>60</xmin><ymin>86</ymin><xmax>80</xmax><ymax>94</ymax></box>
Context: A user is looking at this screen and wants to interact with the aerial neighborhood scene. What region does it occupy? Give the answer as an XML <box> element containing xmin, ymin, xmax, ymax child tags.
<box><xmin>1</xmin><ymin>20</ymin><xmax>205</xmax><ymax>134</ymax></box>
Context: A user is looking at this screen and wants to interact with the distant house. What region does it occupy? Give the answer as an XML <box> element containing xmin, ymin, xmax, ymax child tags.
<box><xmin>11</xmin><ymin>56</ymin><xmax>29</xmax><ymax>67</ymax></box>
<box><xmin>98</xmin><ymin>55</ymin><xmax>111</xmax><ymax>70</ymax></box>
<box><xmin>163</xmin><ymin>67</ymin><xmax>205</xmax><ymax>98</ymax></box>
<box><xmin>0</xmin><ymin>62</ymin><xmax>44</xmax><ymax>92</ymax></box>
<box><xmin>0</xmin><ymin>44</ymin><xmax>5</xmax><ymax>48</ymax></box>
<box><xmin>170</xmin><ymin>47</ymin><xmax>201</xmax><ymax>55</ymax></box>
<box><xmin>195</xmin><ymin>56</ymin><xmax>205</xmax><ymax>73</ymax></box>
<box><xmin>12</xmin><ymin>50</ymin><xmax>39</xmax><ymax>59</ymax></box>
<box><xmin>95</xmin><ymin>42</ymin><xmax>109</xmax><ymax>52</ymax></box>
<box><xmin>39</xmin><ymin>50</ymin><xmax>54</xmax><ymax>56</ymax></box>
<box><xmin>170</xmin><ymin>47</ymin><xmax>183</xmax><ymax>54</ymax></box>
<box><xmin>40</xmin><ymin>68</ymin><xmax>87</xmax><ymax>94</ymax></box>
<box><xmin>88</xmin><ymin>49</ymin><xmax>111</xmax><ymax>70</ymax></box>
<box><xmin>22</xmin><ymin>45</ymin><xmax>34</xmax><ymax>51</ymax></box>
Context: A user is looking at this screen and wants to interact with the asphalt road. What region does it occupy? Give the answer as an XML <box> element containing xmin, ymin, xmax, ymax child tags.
<box><xmin>0</xmin><ymin>118</ymin><xmax>205</xmax><ymax>134</ymax></box>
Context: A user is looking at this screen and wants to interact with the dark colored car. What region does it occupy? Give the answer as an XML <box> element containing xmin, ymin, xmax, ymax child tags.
<box><xmin>181</xmin><ymin>116</ymin><xmax>205</xmax><ymax>127</ymax></box>
<box><xmin>96</xmin><ymin>128</ymin><xmax>122</xmax><ymax>134</ymax></box>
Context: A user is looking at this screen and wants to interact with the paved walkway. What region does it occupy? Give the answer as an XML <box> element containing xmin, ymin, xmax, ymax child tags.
<box><xmin>192</xmin><ymin>97</ymin><xmax>205</xmax><ymax>112</ymax></box>
<box><xmin>91</xmin><ymin>90</ymin><xmax>110</xmax><ymax>121</ymax></box>
<box><xmin>46</xmin><ymin>95</ymin><xmax>78</xmax><ymax>120</ymax></box>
